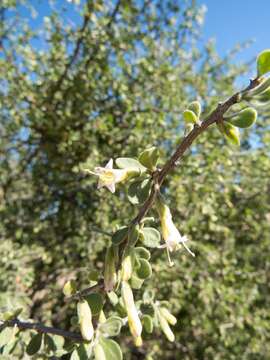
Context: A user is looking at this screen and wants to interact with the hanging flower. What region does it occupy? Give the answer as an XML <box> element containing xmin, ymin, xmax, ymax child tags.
<box><xmin>121</xmin><ymin>281</ymin><xmax>142</xmax><ymax>342</ymax></box>
<box><xmin>84</xmin><ymin>159</ymin><xmax>130</xmax><ymax>193</ymax></box>
<box><xmin>157</xmin><ymin>197</ymin><xmax>195</xmax><ymax>263</ymax></box>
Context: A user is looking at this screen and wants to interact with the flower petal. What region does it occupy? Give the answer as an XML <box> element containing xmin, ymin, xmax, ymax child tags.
<box><xmin>106</xmin><ymin>182</ymin><xmax>116</xmax><ymax>193</ymax></box>
<box><xmin>105</xmin><ymin>158</ymin><xmax>113</xmax><ymax>169</ymax></box>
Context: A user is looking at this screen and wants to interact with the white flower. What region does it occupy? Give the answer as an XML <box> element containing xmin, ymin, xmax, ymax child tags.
<box><xmin>121</xmin><ymin>281</ymin><xmax>142</xmax><ymax>339</ymax></box>
<box><xmin>85</xmin><ymin>159</ymin><xmax>128</xmax><ymax>193</ymax></box>
<box><xmin>158</xmin><ymin>201</ymin><xmax>195</xmax><ymax>260</ymax></box>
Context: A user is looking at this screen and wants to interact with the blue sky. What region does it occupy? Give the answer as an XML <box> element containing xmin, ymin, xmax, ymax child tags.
<box><xmin>17</xmin><ymin>0</ymin><xmax>269</xmax><ymax>66</ymax></box>
<box><xmin>198</xmin><ymin>0</ymin><xmax>269</xmax><ymax>63</ymax></box>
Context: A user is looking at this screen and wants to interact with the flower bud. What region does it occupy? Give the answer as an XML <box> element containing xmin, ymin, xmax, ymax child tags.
<box><xmin>104</xmin><ymin>245</ymin><xmax>117</xmax><ymax>292</ymax></box>
<box><xmin>160</xmin><ymin>307</ymin><xmax>177</xmax><ymax>326</ymax></box>
<box><xmin>157</xmin><ymin>309</ymin><xmax>175</xmax><ymax>342</ymax></box>
<box><xmin>121</xmin><ymin>281</ymin><xmax>142</xmax><ymax>339</ymax></box>
<box><xmin>121</xmin><ymin>246</ymin><xmax>133</xmax><ymax>281</ymax></box>
<box><xmin>77</xmin><ymin>300</ymin><xmax>94</xmax><ymax>341</ymax></box>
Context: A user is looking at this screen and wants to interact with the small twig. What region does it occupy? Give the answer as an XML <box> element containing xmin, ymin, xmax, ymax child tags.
<box><xmin>0</xmin><ymin>319</ymin><xmax>83</xmax><ymax>342</ymax></box>
<box><xmin>133</xmin><ymin>78</ymin><xmax>260</xmax><ymax>224</ymax></box>
<box><xmin>67</xmin><ymin>280</ymin><xmax>104</xmax><ymax>302</ymax></box>
<box><xmin>90</xmin><ymin>227</ymin><xmax>112</xmax><ymax>237</ymax></box>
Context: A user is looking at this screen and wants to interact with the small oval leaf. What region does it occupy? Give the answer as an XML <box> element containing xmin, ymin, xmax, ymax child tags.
<box><xmin>63</xmin><ymin>279</ymin><xmax>77</xmax><ymax>297</ymax></box>
<box><xmin>85</xmin><ymin>293</ymin><xmax>103</xmax><ymax>315</ymax></box>
<box><xmin>115</xmin><ymin>158</ymin><xmax>146</xmax><ymax>171</ymax></box>
<box><xmin>140</xmin><ymin>227</ymin><xmax>161</xmax><ymax>248</ymax></box>
<box><xmin>0</xmin><ymin>327</ymin><xmax>15</xmax><ymax>347</ymax></box>
<box><xmin>99</xmin><ymin>316</ymin><xmax>123</xmax><ymax>337</ymax></box>
<box><xmin>257</xmin><ymin>49</ymin><xmax>270</xmax><ymax>76</ymax></box>
<box><xmin>227</xmin><ymin>107</ymin><xmax>257</xmax><ymax>128</ymax></box>
<box><xmin>134</xmin><ymin>246</ymin><xmax>151</xmax><ymax>260</ymax></box>
<box><xmin>136</xmin><ymin>259</ymin><xmax>152</xmax><ymax>279</ymax></box>
<box><xmin>217</xmin><ymin>122</ymin><xmax>240</xmax><ymax>146</ymax></box>
<box><xmin>138</xmin><ymin>147</ymin><xmax>159</xmax><ymax>170</ymax></box>
<box><xmin>107</xmin><ymin>291</ymin><xmax>119</xmax><ymax>306</ymax></box>
<box><xmin>187</xmin><ymin>101</ymin><xmax>201</xmax><ymax>118</ymax></box>
<box><xmin>99</xmin><ymin>337</ymin><xmax>123</xmax><ymax>360</ymax></box>
<box><xmin>128</xmin><ymin>179</ymin><xmax>152</xmax><ymax>205</ymax></box>
<box><xmin>112</xmin><ymin>227</ymin><xmax>128</xmax><ymax>245</ymax></box>
<box><xmin>183</xmin><ymin>109</ymin><xmax>198</xmax><ymax>124</ymax></box>
<box><xmin>142</xmin><ymin>314</ymin><xmax>153</xmax><ymax>334</ymax></box>
<box><xmin>26</xmin><ymin>333</ymin><xmax>43</xmax><ymax>356</ymax></box>
<box><xmin>130</xmin><ymin>274</ymin><xmax>144</xmax><ymax>289</ymax></box>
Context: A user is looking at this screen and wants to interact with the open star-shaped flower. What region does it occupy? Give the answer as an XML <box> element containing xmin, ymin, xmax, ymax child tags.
<box><xmin>85</xmin><ymin>159</ymin><xmax>129</xmax><ymax>193</ymax></box>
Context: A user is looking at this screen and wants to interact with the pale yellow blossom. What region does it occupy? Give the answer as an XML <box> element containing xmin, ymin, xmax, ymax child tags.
<box><xmin>157</xmin><ymin>198</ymin><xmax>195</xmax><ymax>261</ymax></box>
<box><xmin>85</xmin><ymin>158</ymin><xmax>129</xmax><ymax>193</ymax></box>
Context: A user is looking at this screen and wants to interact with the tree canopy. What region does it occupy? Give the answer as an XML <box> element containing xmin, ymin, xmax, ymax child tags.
<box><xmin>0</xmin><ymin>1</ymin><xmax>269</xmax><ymax>359</ymax></box>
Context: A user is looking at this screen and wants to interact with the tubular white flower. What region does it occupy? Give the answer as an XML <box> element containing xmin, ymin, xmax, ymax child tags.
<box><xmin>85</xmin><ymin>159</ymin><xmax>129</xmax><ymax>193</ymax></box>
<box><xmin>121</xmin><ymin>281</ymin><xmax>142</xmax><ymax>339</ymax></box>
<box><xmin>157</xmin><ymin>199</ymin><xmax>195</xmax><ymax>257</ymax></box>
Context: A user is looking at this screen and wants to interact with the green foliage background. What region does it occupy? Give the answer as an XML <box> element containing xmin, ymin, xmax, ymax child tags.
<box><xmin>0</xmin><ymin>0</ymin><xmax>269</xmax><ymax>358</ymax></box>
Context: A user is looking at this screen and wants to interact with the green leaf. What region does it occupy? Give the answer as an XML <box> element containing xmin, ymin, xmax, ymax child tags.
<box><xmin>183</xmin><ymin>109</ymin><xmax>198</xmax><ymax>124</ymax></box>
<box><xmin>217</xmin><ymin>122</ymin><xmax>240</xmax><ymax>146</ymax></box>
<box><xmin>256</xmin><ymin>87</ymin><xmax>270</xmax><ymax>102</ymax></box>
<box><xmin>187</xmin><ymin>101</ymin><xmax>201</xmax><ymax>118</ymax></box>
<box><xmin>115</xmin><ymin>158</ymin><xmax>146</xmax><ymax>171</ymax></box>
<box><xmin>44</xmin><ymin>333</ymin><xmax>65</xmax><ymax>355</ymax></box>
<box><xmin>112</xmin><ymin>227</ymin><xmax>128</xmax><ymax>245</ymax></box>
<box><xmin>257</xmin><ymin>49</ymin><xmax>270</xmax><ymax>76</ymax></box>
<box><xmin>104</xmin><ymin>245</ymin><xmax>118</xmax><ymax>292</ymax></box>
<box><xmin>127</xmin><ymin>179</ymin><xmax>152</xmax><ymax>205</ymax></box>
<box><xmin>140</xmin><ymin>227</ymin><xmax>161</xmax><ymax>248</ymax></box>
<box><xmin>99</xmin><ymin>316</ymin><xmax>123</xmax><ymax>337</ymax></box>
<box><xmin>51</xmin><ymin>334</ymin><xmax>65</xmax><ymax>351</ymax></box>
<box><xmin>26</xmin><ymin>333</ymin><xmax>43</xmax><ymax>356</ymax></box>
<box><xmin>127</xmin><ymin>225</ymin><xmax>140</xmax><ymax>247</ymax></box>
<box><xmin>107</xmin><ymin>291</ymin><xmax>119</xmax><ymax>306</ymax></box>
<box><xmin>44</xmin><ymin>334</ymin><xmax>56</xmax><ymax>353</ymax></box>
<box><xmin>85</xmin><ymin>292</ymin><xmax>103</xmax><ymax>315</ymax></box>
<box><xmin>94</xmin><ymin>343</ymin><xmax>106</xmax><ymax>360</ymax></box>
<box><xmin>99</xmin><ymin>337</ymin><xmax>123</xmax><ymax>360</ymax></box>
<box><xmin>70</xmin><ymin>344</ymin><xmax>89</xmax><ymax>360</ymax></box>
<box><xmin>88</xmin><ymin>270</ymin><xmax>100</xmax><ymax>282</ymax></box>
<box><xmin>2</xmin><ymin>308</ymin><xmax>23</xmax><ymax>321</ymax></box>
<box><xmin>244</xmin><ymin>76</ymin><xmax>270</xmax><ymax>97</ymax></box>
<box><xmin>138</xmin><ymin>147</ymin><xmax>159</xmax><ymax>170</ymax></box>
<box><xmin>227</xmin><ymin>107</ymin><xmax>257</xmax><ymax>128</ymax></box>
<box><xmin>142</xmin><ymin>314</ymin><xmax>154</xmax><ymax>334</ymax></box>
<box><xmin>0</xmin><ymin>327</ymin><xmax>15</xmax><ymax>347</ymax></box>
<box><xmin>130</xmin><ymin>274</ymin><xmax>145</xmax><ymax>289</ymax></box>
<box><xmin>63</xmin><ymin>279</ymin><xmax>77</xmax><ymax>297</ymax></box>
<box><xmin>70</xmin><ymin>349</ymin><xmax>80</xmax><ymax>360</ymax></box>
<box><xmin>136</xmin><ymin>258</ymin><xmax>152</xmax><ymax>279</ymax></box>
<box><xmin>143</xmin><ymin>290</ymin><xmax>155</xmax><ymax>303</ymax></box>
<box><xmin>134</xmin><ymin>246</ymin><xmax>151</xmax><ymax>260</ymax></box>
